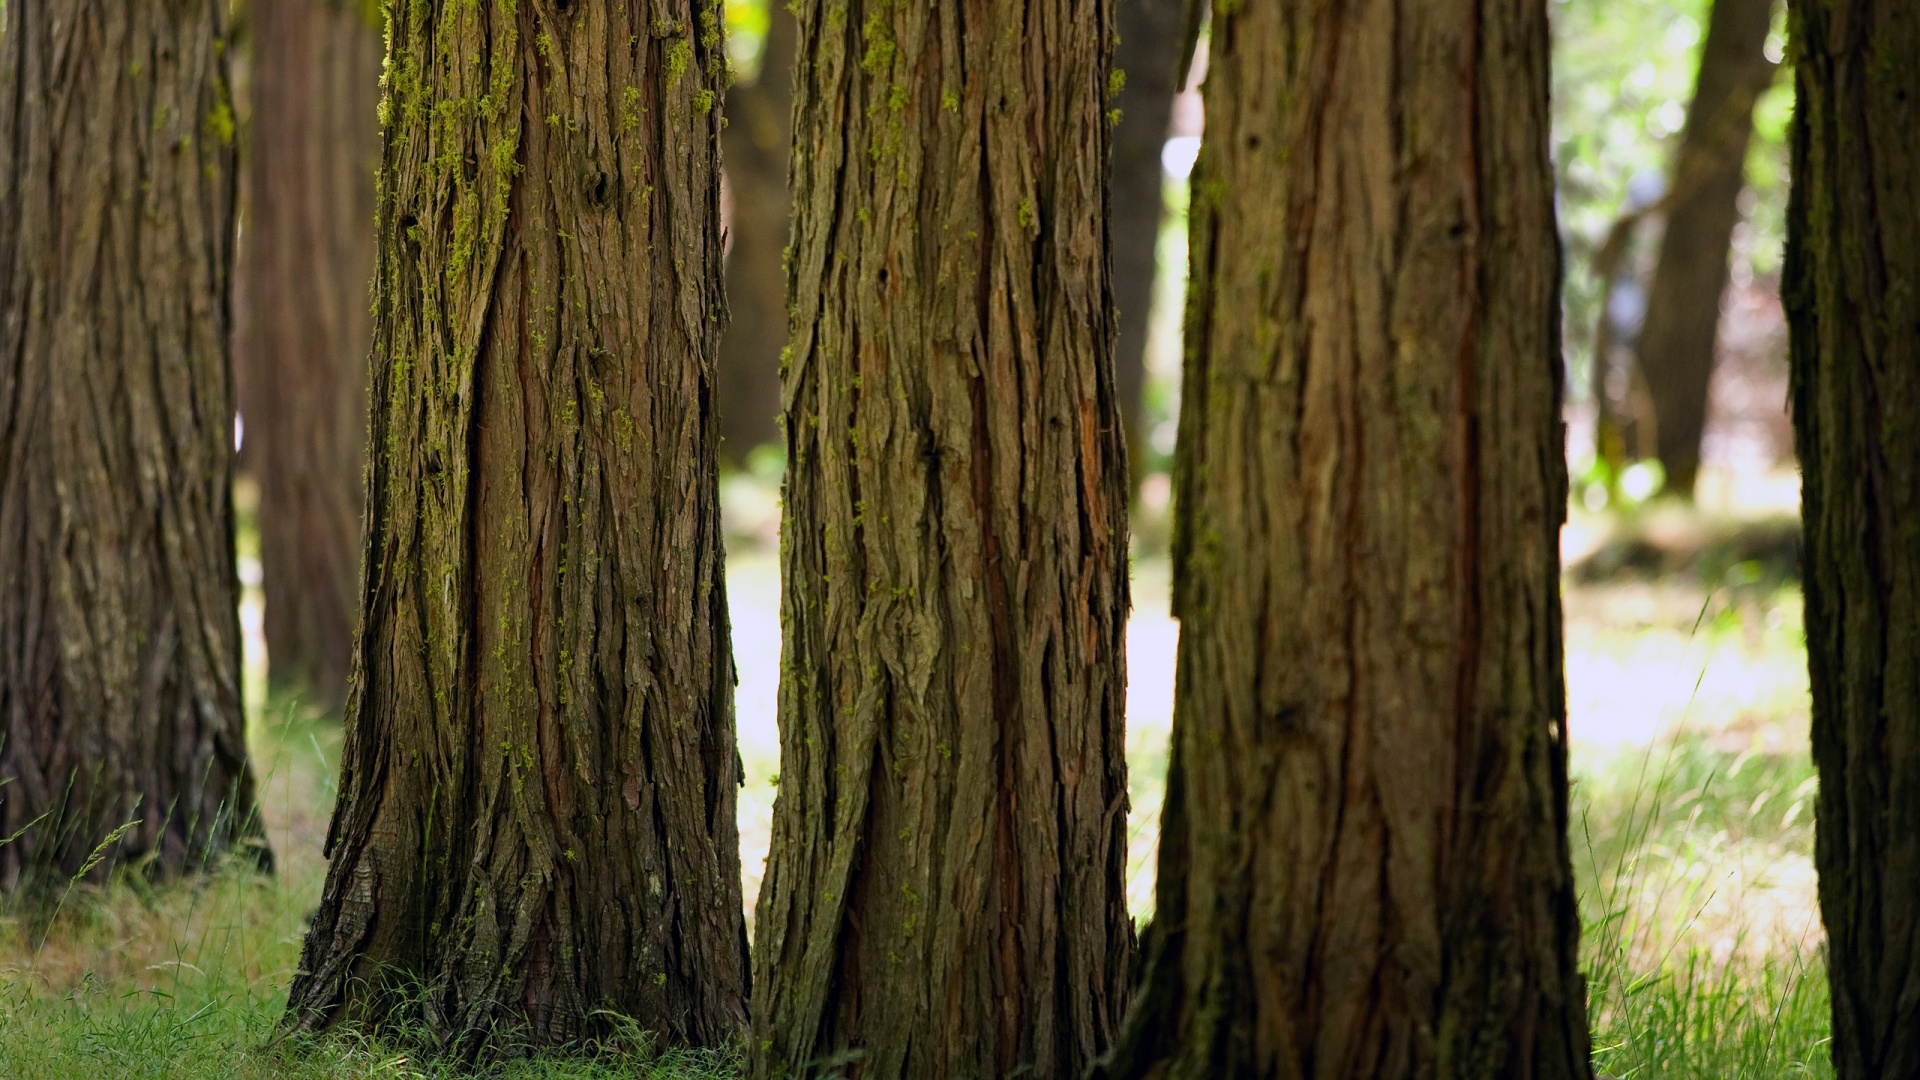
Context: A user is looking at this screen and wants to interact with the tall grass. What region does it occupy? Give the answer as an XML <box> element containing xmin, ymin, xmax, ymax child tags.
<box><xmin>0</xmin><ymin>572</ymin><xmax>1835</xmax><ymax>1076</ymax></box>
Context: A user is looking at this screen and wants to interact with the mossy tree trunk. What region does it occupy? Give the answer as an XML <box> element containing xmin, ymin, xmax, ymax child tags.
<box><xmin>1787</xmin><ymin>0</ymin><xmax>1920</xmax><ymax>1074</ymax></box>
<box><xmin>235</xmin><ymin>0</ymin><xmax>383</xmax><ymax>706</ymax></box>
<box><xmin>0</xmin><ymin>0</ymin><xmax>268</xmax><ymax>890</ymax></box>
<box><xmin>1110</xmin><ymin>0</ymin><xmax>1185</xmax><ymax>485</ymax></box>
<box><xmin>1635</xmin><ymin>0</ymin><xmax>1777</xmax><ymax>497</ymax></box>
<box><xmin>748</xmin><ymin>1</ymin><xmax>1133</xmax><ymax>1077</ymax></box>
<box><xmin>1094</xmin><ymin>0</ymin><xmax>1593</xmax><ymax>1076</ymax></box>
<box><xmin>284</xmin><ymin>0</ymin><xmax>747</xmax><ymax>1052</ymax></box>
<box><xmin>716</xmin><ymin>0</ymin><xmax>794</xmax><ymax>463</ymax></box>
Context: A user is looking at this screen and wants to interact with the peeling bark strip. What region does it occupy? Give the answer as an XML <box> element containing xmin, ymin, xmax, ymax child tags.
<box><xmin>284</xmin><ymin>0</ymin><xmax>747</xmax><ymax>1050</ymax></box>
<box><xmin>1094</xmin><ymin>0</ymin><xmax>1593</xmax><ymax>1076</ymax></box>
<box><xmin>0</xmin><ymin>0</ymin><xmax>267</xmax><ymax>889</ymax></box>
<box><xmin>1787</xmin><ymin>1</ymin><xmax>1920</xmax><ymax>1075</ymax></box>
<box><xmin>749</xmin><ymin>0</ymin><xmax>1133</xmax><ymax>1077</ymax></box>
<box><xmin>236</xmin><ymin>0</ymin><xmax>383</xmax><ymax>707</ymax></box>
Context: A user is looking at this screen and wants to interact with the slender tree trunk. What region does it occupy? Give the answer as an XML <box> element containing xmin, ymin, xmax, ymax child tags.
<box><xmin>1109</xmin><ymin>0</ymin><xmax>1185</xmax><ymax>485</ymax></box>
<box><xmin>1095</xmin><ymin>0</ymin><xmax>1593</xmax><ymax>1076</ymax></box>
<box><xmin>1788</xmin><ymin>1</ymin><xmax>1920</xmax><ymax>1075</ymax></box>
<box><xmin>1635</xmin><ymin>0</ymin><xmax>1777</xmax><ymax>496</ymax></box>
<box><xmin>748</xmin><ymin>1</ymin><xmax>1133</xmax><ymax>1076</ymax></box>
<box><xmin>0</xmin><ymin>0</ymin><xmax>268</xmax><ymax>890</ymax></box>
<box><xmin>716</xmin><ymin>2</ymin><xmax>794</xmax><ymax>464</ymax></box>
<box><xmin>284</xmin><ymin>0</ymin><xmax>747</xmax><ymax>1051</ymax></box>
<box><xmin>235</xmin><ymin>0</ymin><xmax>382</xmax><ymax>707</ymax></box>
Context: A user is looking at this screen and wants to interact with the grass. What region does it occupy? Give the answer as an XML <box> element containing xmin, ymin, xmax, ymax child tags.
<box><xmin>0</xmin><ymin>533</ymin><xmax>1835</xmax><ymax>1077</ymax></box>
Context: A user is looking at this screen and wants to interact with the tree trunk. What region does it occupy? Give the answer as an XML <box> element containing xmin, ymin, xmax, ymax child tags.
<box><xmin>235</xmin><ymin>0</ymin><xmax>382</xmax><ymax>707</ymax></box>
<box><xmin>284</xmin><ymin>0</ymin><xmax>747</xmax><ymax>1052</ymax></box>
<box><xmin>0</xmin><ymin>0</ymin><xmax>268</xmax><ymax>890</ymax></box>
<box><xmin>1109</xmin><ymin>0</ymin><xmax>1186</xmax><ymax>485</ymax></box>
<box><xmin>748</xmin><ymin>1</ymin><xmax>1133</xmax><ymax>1077</ymax></box>
<box><xmin>716</xmin><ymin>2</ymin><xmax>794</xmax><ymax>464</ymax></box>
<box><xmin>1095</xmin><ymin>0</ymin><xmax>1593</xmax><ymax>1077</ymax></box>
<box><xmin>1787</xmin><ymin>1</ymin><xmax>1920</xmax><ymax>1075</ymax></box>
<box><xmin>1635</xmin><ymin>0</ymin><xmax>1777</xmax><ymax>497</ymax></box>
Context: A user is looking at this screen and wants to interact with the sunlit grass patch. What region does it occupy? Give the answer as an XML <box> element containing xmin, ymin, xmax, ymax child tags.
<box><xmin>1578</xmin><ymin>747</ymin><xmax>1832</xmax><ymax>1079</ymax></box>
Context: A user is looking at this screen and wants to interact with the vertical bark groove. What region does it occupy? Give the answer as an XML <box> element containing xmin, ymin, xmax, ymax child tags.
<box><xmin>1787</xmin><ymin>0</ymin><xmax>1920</xmax><ymax>1075</ymax></box>
<box><xmin>1095</xmin><ymin>0</ymin><xmax>1593</xmax><ymax>1076</ymax></box>
<box><xmin>749</xmin><ymin>2</ymin><xmax>1133</xmax><ymax>1077</ymax></box>
<box><xmin>285</xmin><ymin>0</ymin><xmax>746</xmax><ymax>1051</ymax></box>
<box><xmin>236</xmin><ymin>0</ymin><xmax>384</xmax><ymax>706</ymax></box>
<box><xmin>0</xmin><ymin>0</ymin><xmax>267</xmax><ymax>889</ymax></box>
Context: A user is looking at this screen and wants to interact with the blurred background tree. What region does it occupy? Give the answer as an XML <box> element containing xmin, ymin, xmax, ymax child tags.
<box><xmin>234</xmin><ymin>0</ymin><xmax>383</xmax><ymax>708</ymax></box>
<box><xmin>716</xmin><ymin>0</ymin><xmax>793</xmax><ymax>465</ymax></box>
<box><xmin>1553</xmin><ymin>0</ymin><xmax>1793</xmax><ymax>510</ymax></box>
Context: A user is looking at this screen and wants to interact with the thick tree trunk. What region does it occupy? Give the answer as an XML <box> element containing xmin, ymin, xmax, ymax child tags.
<box><xmin>0</xmin><ymin>0</ymin><xmax>268</xmax><ymax>890</ymax></box>
<box><xmin>716</xmin><ymin>2</ymin><xmax>794</xmax><ymax>463</ymax></box>
<box><xmin>1095</xmin><ymin>1</ymin><xmax>1593</xmax><ymax>1077</ymax></box>
<box><xmin>1109</xmin><ymin>0</ymin><xmax>1185</xmax><ymax>485</ymax></box>
<box><xmin>1635</xmin><ymin>0</ymin><xmax>1776</xmax><ymax>496</ymax></box>
<box><xmin>748</xmin><ymin>1</ymin><xmax>1133</xmax><ymax>1077</ymax></box>
<box><xmin>235</xmin><ymin>0</ymin><xmax>382</xmax><ymax>706</ymax></box>
<box><xmin>1787</xmin><ymin>1</ymin><xmax>1920</xmax><ymax>1075</ymax></box>
<box><xmin>284</xmin><ymin>0</ymin><xmax>747</xmax><ymax>1052</ymax></box>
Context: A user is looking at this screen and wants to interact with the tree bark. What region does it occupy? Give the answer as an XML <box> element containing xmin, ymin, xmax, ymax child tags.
<box><xmin>235</xmin><ymin>0</ymin><xmax>383</xmax><ymax>707</ymax></box>
<box><xmin>284</xmin><ymin>0</ymin><xmax>747</xmax><ymax>1052</ymax></box>
<box><xmin>0</xmin><ymin>0</ymin><xmax>268</xmax><ymax>890</ymax></box>
<box><xmin>748</xmin><ymin>1</ymin><xmax>1133</xmax><ymax>1077</ymax></box>
<box><xmin>1094</xmin><ymin>0</ymin><xmax>1593</xmax><ymax>1077</ymax></box>
<box><xmin>1635</xmin><ymin>0</ymin><xmax>1777</xmax><ymax>497</ymax></box>
<box><xmin>1109</xmin><ymin>0</ymin><xmax>1186</xmax><ymax>485</ymax></box>
<box><xmin>716</xmin><ymin>1</ymin><xmax>794</xmax><ymax>463</ymax></box>
<box><xmin>1787</xmin><ymin>1</ymin><xmax>1920</xmax><ymax>1075</ymax></box>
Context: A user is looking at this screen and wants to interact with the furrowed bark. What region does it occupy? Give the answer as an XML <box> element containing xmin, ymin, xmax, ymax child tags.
<box><xmin>749</xmin><ymin>1</ymin><xmax>1133</xmax><ymax>1077</ymax></box>
<box><xmin>236</xmin><ymin>0</ymin><xmax>383</xmax><ymax>706</ymax></box>
<box><xmin>284</xmin><ymin>0</ymin><xmax>747</xmax><ymax>1051</ymax></box>
<box><xmin>1095</xmin><ymin>0</ymin><xmax>1593</xmax><ymax>1076</ymax></box>
<box><xmin>0</xmin><ymin>0</ymin><xmax>268</xmax><ymax>889</ymax></box>
<box><xmin>1787</xmin><ymin>0</ymin><xmax>1920</xmax><ymax>1075</ymax></box>
<box><xmin>717</xmin><ymin>1</ymin><xmax>794</xmax><ymax>463</ymax></box>
<box><xmin>1635</xmin><ymin>0</ymin><xmax>1777</xmax><ymax>496</ymax></box>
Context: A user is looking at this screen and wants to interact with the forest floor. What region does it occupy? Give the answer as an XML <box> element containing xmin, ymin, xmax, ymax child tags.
<box><xmin>0</xmin><ymin>487</ymin><xmax>1831</xmax><ymax>1078</ymax></box>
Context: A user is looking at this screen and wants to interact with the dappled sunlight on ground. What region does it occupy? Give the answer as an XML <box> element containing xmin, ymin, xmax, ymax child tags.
<box><xmin>0</xmin><ymin>491</ymin><xmax>1828</xmax><ymax>1077</ymax></box>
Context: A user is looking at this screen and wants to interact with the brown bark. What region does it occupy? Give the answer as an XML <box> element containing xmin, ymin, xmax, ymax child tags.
<box><xmin>1786</xmin><ymin>0</ymin><xmax>1920</xmax><ymax>1075</ymax></box>
<box><xmin>1109</xmin><ymin>0</ymin><xmax>1186</xmax><ymax>484</ymax></box>
<box><xmin>235</xmin><ymin>0</ymin><xmax>383</xmax><ymax>707</ymax></box>
<box><xmin>716</xmin><ymin>1</ymin><xmax>794</xmax><ymax>463</ymax></box>
<box><xmin>1095</xmin><ymin>0</ymin><xmax>1593</xmax><ymax>1077</ymax></box>
<box><xmin>748</xmin><ymin>1</ymin><xmax>1133</xmax><ymax>1077</ymax></box>
<box><xmin>1635</xmin><ymin>0</ymin><xmax>1777</xmax><ymax>496</ymax></box>
<box><xmin>284</xmin><ymin>0</ymin><xmax>747</xmax><ymax>1052</ymax></box>
<box><xmin>0</xmin><ymin>0</ymin><xmax>268</xmax><ymax>889</ymax></box>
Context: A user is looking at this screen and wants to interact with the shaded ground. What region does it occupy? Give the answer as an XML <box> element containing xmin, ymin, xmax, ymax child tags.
<box><xmin>0</xmin><ymin>492</ymin><xmax>1830</xmax><ymax>1078</ymax></box>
